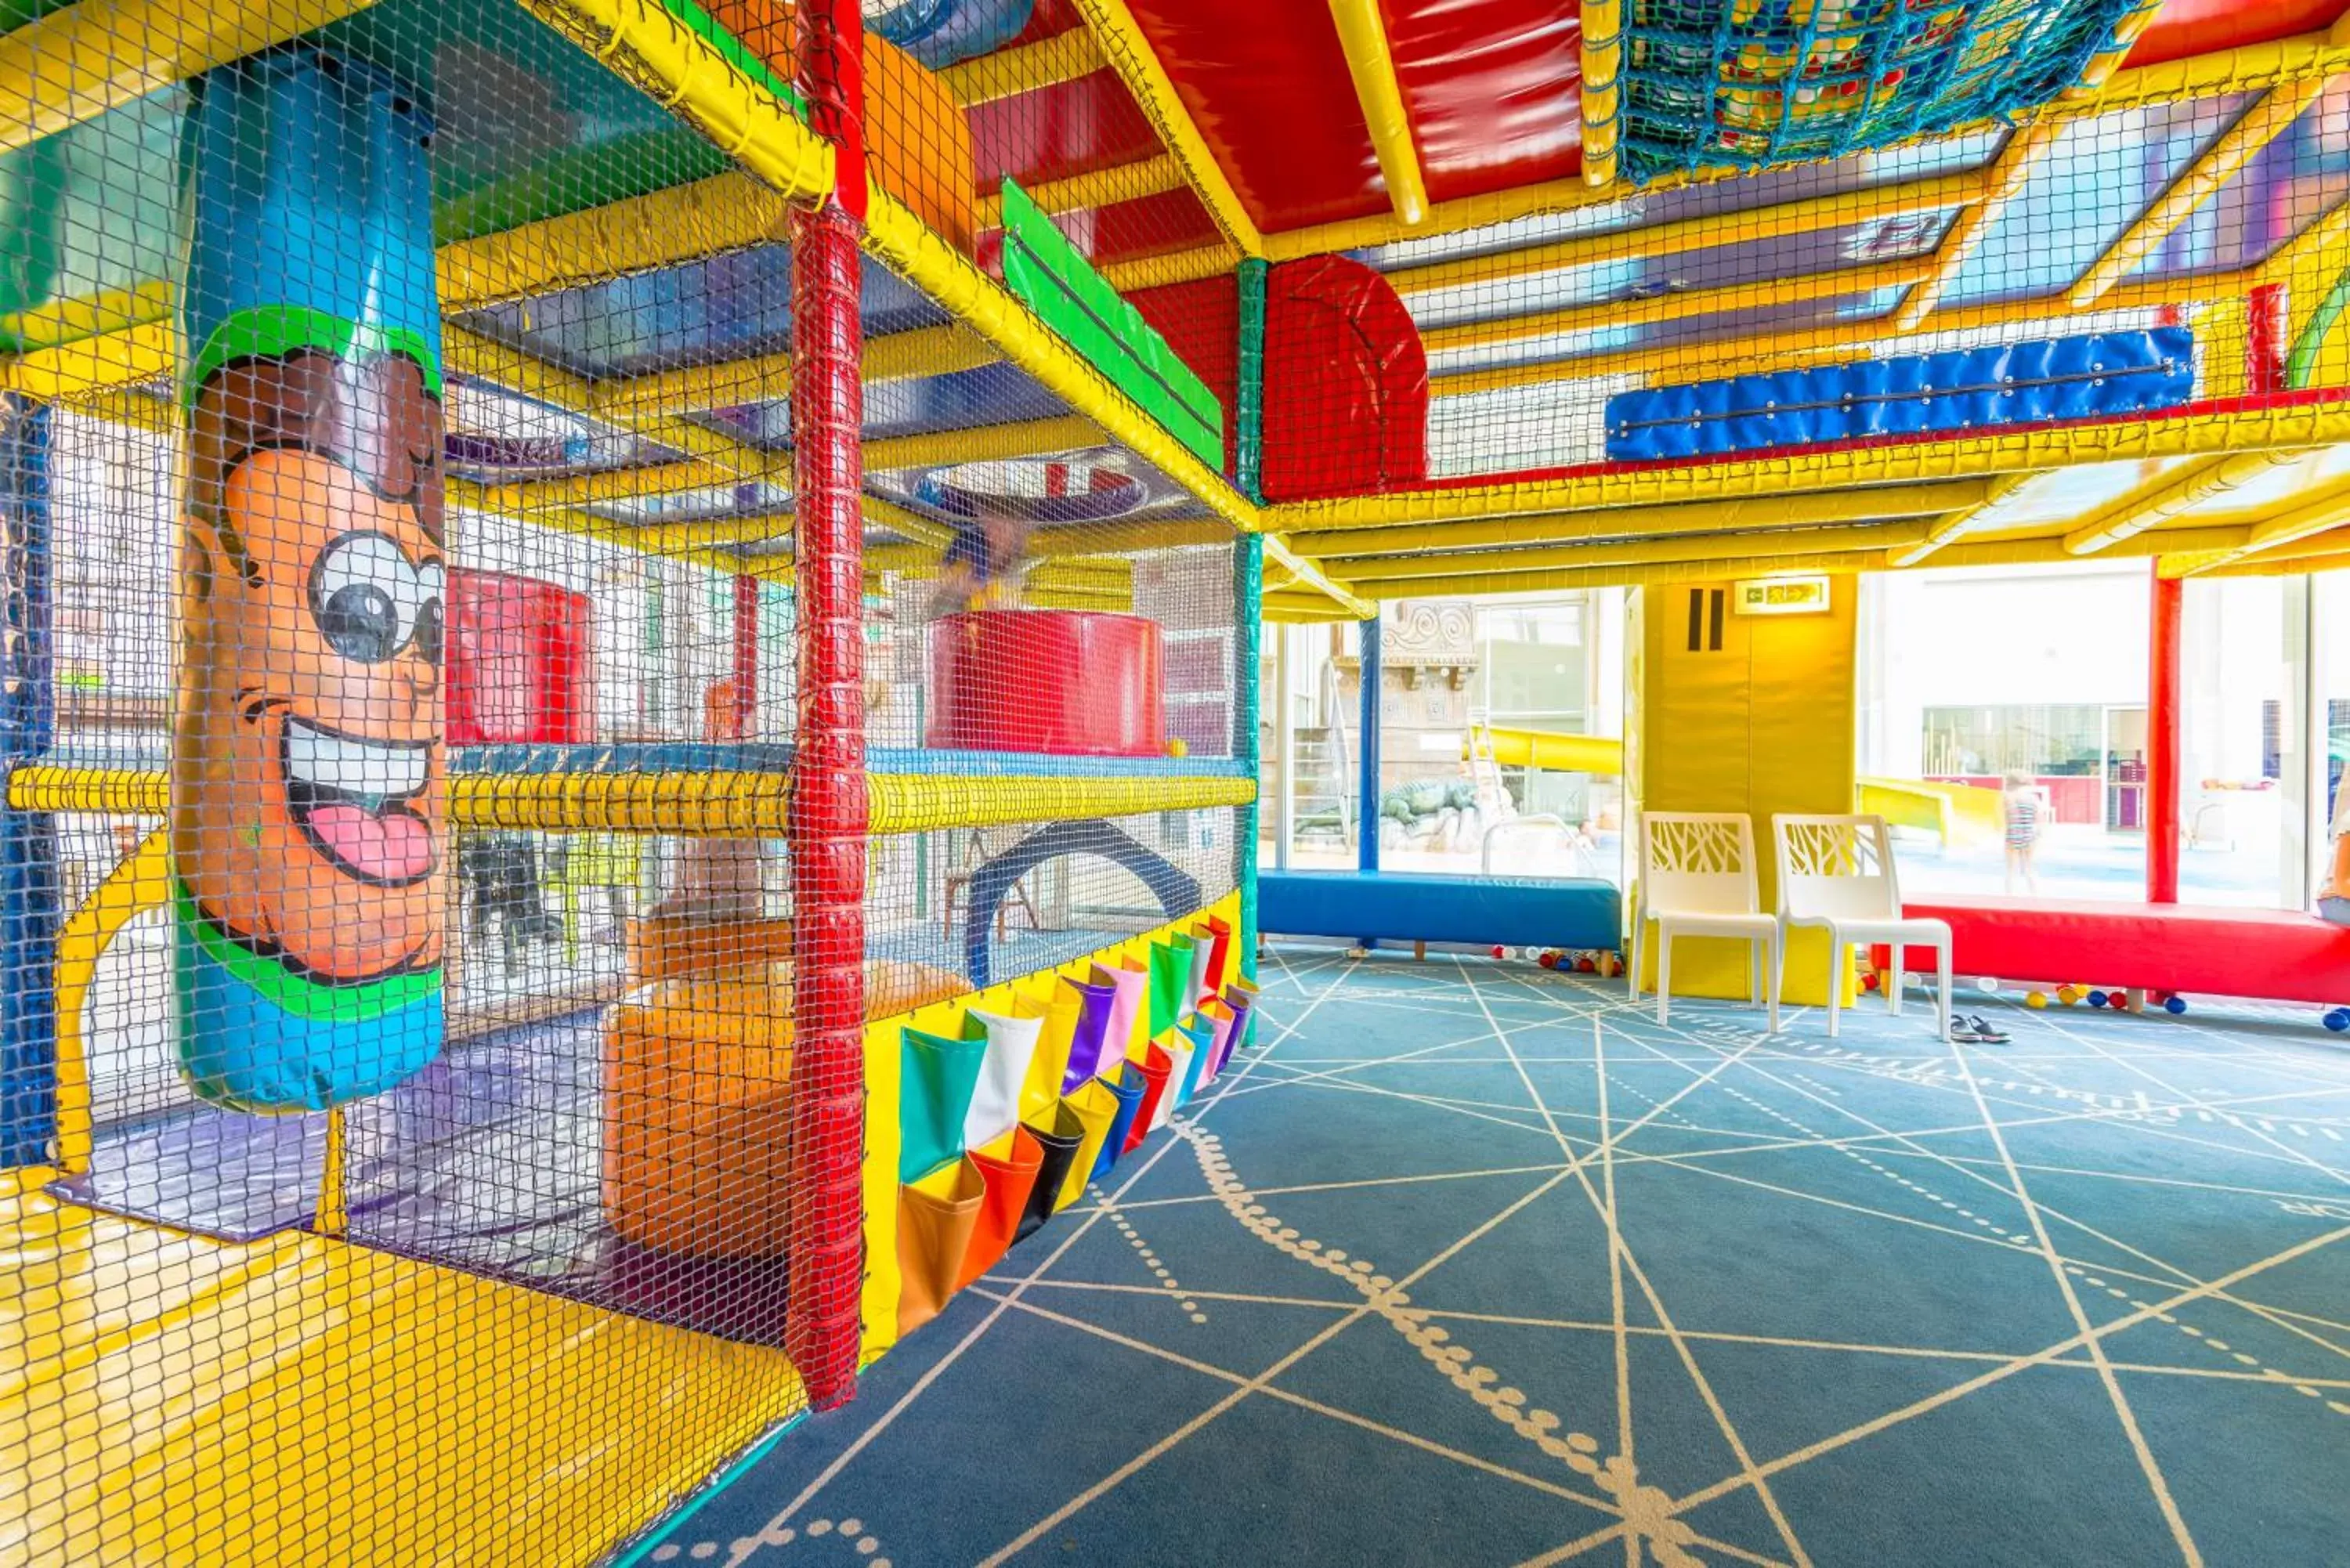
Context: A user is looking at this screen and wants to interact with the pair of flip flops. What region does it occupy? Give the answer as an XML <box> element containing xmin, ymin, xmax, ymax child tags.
<box><xmin>1951</xmin><ymin>1014</ymin><xmax>2010</xmax><ymax>1045</ymax></box>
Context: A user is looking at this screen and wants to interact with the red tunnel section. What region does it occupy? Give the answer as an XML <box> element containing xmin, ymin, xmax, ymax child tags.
<box><xmin>1131</xmin><ymin>254</ymin><xmax>1427</xmax><ymax>502</ymax></box>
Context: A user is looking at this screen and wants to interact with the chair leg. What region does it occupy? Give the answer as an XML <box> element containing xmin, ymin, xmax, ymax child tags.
<box><xmin>1887</xmin><ymin>947</ymin><xmax>1902</xmax><ymax>1017</ymax></box>
<box><xmin>1627</xmin><ymin>919</ymin><xmax>1642</xmax><ymax>1004</ymax></box>
<box><xmin>1657</xmin><ymin>930</ymin><xmax>1672</xmax><ymax>1027</ymax></box>
<box><xmin>1826</xmin><ymin>939</ymin><xmax>1842</xmax><ymax>1039</ymax></box>
<box><xmin>1765</xmin><ymin>931</ymin><xmax>1781</xmax><ymax>1035</ymax></box>
<box><xmin>1936</xmin><ymin>942</ymin><xmax>1954</xmax><ymax>1042</ymax></box>
<box><xmin>1748</xmin><ymin>941</ymin><xmax>1760</xmax><ymax>1005</ymax></box>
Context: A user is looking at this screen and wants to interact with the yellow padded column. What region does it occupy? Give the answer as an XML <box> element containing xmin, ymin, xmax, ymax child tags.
<box><xmin>1632</xmin><ymin>575</ymin><xmax>1858</xmax><ymax>1006</ymax></box>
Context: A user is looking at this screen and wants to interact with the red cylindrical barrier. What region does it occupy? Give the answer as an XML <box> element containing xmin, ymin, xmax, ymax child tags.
<box><xmin>446</xmin><ymin>569</ymin><xmax>596</xmax><ymax>746</ymax></box>
<box><xmin>784</xmin><ymin>0</ymin><xmax>868</xmax><ymax>1412</ymax></box>
<box><xmin>926</xmin><ymin>609</ymin><xmax>1166</xmax><ymax>757</ymax></box>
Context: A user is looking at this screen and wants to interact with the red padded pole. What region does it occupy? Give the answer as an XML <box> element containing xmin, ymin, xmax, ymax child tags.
<box><xmin>2247</xmin><ymin>282</ymin><xmax>2289</xmax><ymax>396</ymax></box>
<box><xmin>786</xmin><ymin>0</ymin><xmax>866</xmax><ymax>1411</ymax></box>
<box><xmin>732</xmin><ymin>573</ymin><xmax>758</xmax><ymax>737</ymax></box>
<box><xmin>2149</xmin><ymin>565</ymin><xmax>2183</xmax><ymax>905</ymax></box>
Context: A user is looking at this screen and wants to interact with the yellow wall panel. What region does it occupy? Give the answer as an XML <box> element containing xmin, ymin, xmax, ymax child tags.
<box><xmin>1633</xmin><ymin>576</ymin><xmax>1858</xmax><ymax>1006</ymax></box>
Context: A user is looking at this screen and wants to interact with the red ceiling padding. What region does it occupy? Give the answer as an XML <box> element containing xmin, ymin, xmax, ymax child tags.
<box><xmin>1008</xmin><ymin>0</ymin><xmax>1082</xmax><ymax>47</ymax></box>
<box><xmin>1128</xmin><ymin>276</ymin><xmax>1241</xmax><ymax>475</ymax></box>
<box><xmin>1384</xmin><ymin>0</ymin><xmax>1584</xmax><ymax>203</ymax></box>
<box><xmin>1120</xmin><ymin>0</ymin><xmax>1389</xmax><ymax>231</ymax></box>
<box><xmin>2124</xmin><ymin>0</ymin><xmax>2348</xmax><ymax>69</ymax></box>
<box><xmin>968</xmin><ymin>70</ymin><xmax>1165</xmax><ymax>193</ymax></box>
<box><xmin>1262</xmin><ymin>256</ymin><xmax>1428</xmax><ymax>501</ymax></box>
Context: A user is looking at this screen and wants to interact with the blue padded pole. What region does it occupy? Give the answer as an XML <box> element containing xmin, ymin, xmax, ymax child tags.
<box><xmin>1358</xmin><ymin>612</ymin><xmax>1382</xmax><ymax>877</ymax></box>
<box><xmin>1235</xmin><ymin>258</ymin><xmax>1267</xmax><ymax>988</ymax></box>
<box><xmin>0</xmin><ymin>395</ymin><xmax>56</xmax><ymax>1168</ymax></box>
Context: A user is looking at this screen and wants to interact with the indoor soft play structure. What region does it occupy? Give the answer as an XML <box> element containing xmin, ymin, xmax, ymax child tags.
<box><xmin>2</xmin><ymin>0</ymin><xmax>2348</xmax><ymax>1560</ymax></box>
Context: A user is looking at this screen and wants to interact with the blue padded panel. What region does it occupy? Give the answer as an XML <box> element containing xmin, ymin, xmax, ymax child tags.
<box><xmin>1260</xmin><ymin>870</ymin><xmax>1620</xmax><ymax>952</ymax></box>
<box><xmin>1604</xmin><ymin>328</ymin><xmax>2194</xmax><ymax>463</ymax></box>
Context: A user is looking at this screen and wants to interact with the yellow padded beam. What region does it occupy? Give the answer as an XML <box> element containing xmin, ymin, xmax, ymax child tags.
<box><xmin>940</xmin><ymin>24</ymin><xmax>1105</xmax><ymax>107</ymax></box>
<box><xmin>1288</xmin><ymin>481</ymin><xmax>2001</xmax><ymax>553</ymax></box>
<box><xmin>1064</xmin><ymin>0</ymin><xmax>1265</xmax><ymax>255</ymax></box>
<box><xmin>1326</xmin><ymin>0</ymin><xmax>1429</xmax><ymax>226</ymax></box>
<box><xmin>1894</xmin><ymin>120</ymin><xmax>2062</xmax><ymax>332</ymax></box>
<box><xmin>1264</xmin><ymin>399</ymin><xmax>2350</xmax><ymax>529</ymax></box>
<box><xmin>439</xmin><ymin>173</ymin><xmax>787</xmax><ymax>310</ymax></box>
<box><xmin>2175</xmin><ymin>475</ymin><xmax>2350</xmax><ymax>573</ymax></box>
<box><xmin>978</xmin><ymin>155</ymin><xmax>1188</xmax><ymax>229</ymax></box>
<box><xmin>1423</xmin><ymin>259</ymin><xmax>1936</xmax><ymax>357</ymax></box>
<box><xmin>1325</xmin><ymin>520</ymin><xmax>1936</xmax><ymax>583</ymax></box>
<box><xmin>869</xmin><ymin>772</ymin><xmax>1257</xmax><ymax>834</ymax></box>
<box><xmin>1884</xmin><ymin>471</ymin><xmax>2041</xmax><ymax>567</ymax></box>
<box><xmin>860</xmin><ymin>185</ymin><xmax>1259</xmax><ymax>531</ymax></box>
<box><xmin>1100</xmin><ymin>244</ymin><xmax>1242</xmax><ymax>294</ymax></box>
<box><xmin>2059</xmin><ymin>450</ymin><xmax>2312</xmax><ymax>555</ymax></box>
<box><xmin>1264</xmin><ymin>27</ymin><xmax>2350</xmax><ymax>262</ymax></box>
<box><xmin>1426</xmin><ymin>270</ymin><xmax>2247</xmax><ymax>399</ymax></box>
<box><xmin>0</xmin><ymin>0</ymin><xmax>378</xmax><ymax>157</ymax></box>
<box><xmin>1579</xmin><ymin>0</ymin><xmax>1623</xmax><ymax>187</ymax></box>
<box><xmin>518</xmin><ymin>0</ymin><xmax>833</xmax><ymax>205</ymax></box>
<box><xmin>2070</xmin><ymin>76</ymin><xmax>2338</xmax><ymax>307</ymax></box>
<box><xmin>1384</xmin><ymin>172</ymin><xmax>1983</xmax><ymax>299</ymax></box>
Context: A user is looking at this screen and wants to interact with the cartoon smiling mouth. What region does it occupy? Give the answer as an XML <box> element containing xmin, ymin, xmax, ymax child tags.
<box><xmin>281</xmin><ymin>716</ymin><xmax>436</xmax><ymax>887</ymax></box>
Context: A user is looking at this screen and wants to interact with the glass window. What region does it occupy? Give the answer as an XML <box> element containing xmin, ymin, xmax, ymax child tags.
<box><xmin>1256</xmin><ymin>592</ymin><xmax>1629</xmax><ymax>886</ymax></box>
<box><xmin>1858</xmin><ymin>562</ymin><xmax>2149</xmax><ymax>901</ymax></box>
<box><xmin>2177</xmin><ymin>576</ymin><xmax>2303</xmax><ymax>909</ymax></box>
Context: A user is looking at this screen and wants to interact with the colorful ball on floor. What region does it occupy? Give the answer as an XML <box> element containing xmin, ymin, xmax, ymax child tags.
<box><xmin>2056</xmin><ymin>985</ymin><xmax>2081</xmax><ymax>1005</ymax></box>
<box><xmin>2086</xmin><ymin>990</ymin><xmax>2108</xmax><ymax>1009</ymax></box>
<box><xmin>1860</xmin><ymin>972</ymin><xmax>1880</xmax><ymax>992</ymax></box>
<box><xmin>2164</xmin><ymin>995</ymin><xmax>2188</xmax><ymax>1015</ymax></box>
<box><xmin>2325</xmin><ymin>1008</ymin><xmax>2350</xmax><ymax>1033</ymax></box>
<box><xmin>1538</xmin><ymin>952</ymin><xmax>1557</xmax><ymax>970</ymax></box>
<box><xmin>2026</xmin><ymin>991</ymin><xmax>2049</xmax><ymax>1009</ymax></box>
<box><xmin>1978</xmin><ymin>977</ymin><xmax>2000</xmax><ymax>993</ymax></box>
<box><xmin>1576</xmin><ymin>955</ymin><xmax>1597</xmax><ymax>974</ymax></box>
<box><xmin>1491</xmin><ymin>945</ymin><xmax>1506</xmax><ymax>959</ymax></box>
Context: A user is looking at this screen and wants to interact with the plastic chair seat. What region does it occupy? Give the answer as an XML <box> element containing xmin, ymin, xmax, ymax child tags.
<box><xmin>1632</xmin><ymin>813</ymin><xmax>1780</xmax><ymax>1033</ymax></box>
<box><xmin>1773</xmin><ymin>814</ymin><xmax>1952</xmax><ymax>1041</ymax></box>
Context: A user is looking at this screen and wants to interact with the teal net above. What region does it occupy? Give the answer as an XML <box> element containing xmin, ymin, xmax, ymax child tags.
<box><xmin>1609</xmin><ymin>0</ymin><xmax>2155</xmax><ymax>185</ymax></box>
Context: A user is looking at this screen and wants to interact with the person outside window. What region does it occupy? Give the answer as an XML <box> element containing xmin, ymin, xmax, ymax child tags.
<box><xmin>2003</xmin><ymin>768</ymin><xmax>2047</xmax><ymax>896</ymax></box>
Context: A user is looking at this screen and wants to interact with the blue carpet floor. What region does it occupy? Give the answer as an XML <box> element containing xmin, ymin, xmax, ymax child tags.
<box><xmin>628</xmin><ymin>951</ymin><xmax>2350</xmax><ymax>1567</ymax></box>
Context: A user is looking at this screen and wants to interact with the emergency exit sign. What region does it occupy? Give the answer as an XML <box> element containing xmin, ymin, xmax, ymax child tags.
<box><xmin>1732</xmin><ymin>575</ymin><xmax>1831</xmax><ymax>616</ymax></box>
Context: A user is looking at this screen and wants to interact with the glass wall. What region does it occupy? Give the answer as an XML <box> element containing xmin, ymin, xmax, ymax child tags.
<box><xmin>1857</xmin><ymin>560</ymin><xmax>2150</xmax><ymax>901</ymax></box>
<box><xmin>2176</xmin><ymin>576</ymin><xmax>2305</xmax><ymax>909</ymax></box>
<box><xmin>1257</xmin><ymin>592</ymin><xmax>1628</xmax><ymax>884</ymax></box>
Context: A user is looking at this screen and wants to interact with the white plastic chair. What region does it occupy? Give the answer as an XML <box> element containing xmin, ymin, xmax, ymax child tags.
<box><xmin>1630</xmin><ymin>812</ymin><xmax>1780</xmax><ymax>1031</ymax></box>
<box><xmin>1773</xmin><ymin>813</ymin><xmax>1953</xmax><ymax>1040</ymax></box>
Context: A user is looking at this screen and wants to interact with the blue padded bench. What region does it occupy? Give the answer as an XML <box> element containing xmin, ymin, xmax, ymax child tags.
<box><xmin>1259</xmin><ymin>870</ymin><xmax>1621</xmax><ymax>952</ymax></box>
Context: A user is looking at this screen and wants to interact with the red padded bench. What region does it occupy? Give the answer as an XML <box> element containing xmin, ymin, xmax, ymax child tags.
<box><xmin>1873</xmin><ymin>897</ymin><xmax>2350</xmax><ymax>1008</ymax></box>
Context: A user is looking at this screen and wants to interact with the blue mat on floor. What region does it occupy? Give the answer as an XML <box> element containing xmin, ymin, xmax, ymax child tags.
<box><xmin>628</xmin><ymin>956</ymin><xmax>2350</xmax><ymax>1567</ymax></box>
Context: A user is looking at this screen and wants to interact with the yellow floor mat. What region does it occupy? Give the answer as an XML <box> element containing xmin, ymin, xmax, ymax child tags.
<box><xmin>0</xmin><ymin>1170</ymin><xmax>804</xmax><ymax>1566</ymax></box>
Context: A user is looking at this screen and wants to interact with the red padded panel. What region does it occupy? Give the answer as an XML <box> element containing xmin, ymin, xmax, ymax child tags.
<box><xmin>1883</xmin><ymin>897</ymin><xmax>2350</xmax><ymax>1006</ymax></box>
<box><xmin>1010</xmin><ymin>0</ymin><xmax>1082</xmax><ymax>45</ymax></box>
<box><xmin>1120</xmin><ymin>0</ymin><xmax>1382</xmax><ymax>230</ymax></box>
<box><xmin>969</xmin><ymin>70</ymin><xmax>1162</xmax><ymax>193</ymax></box>
<box><xmin>1385</xmin><ymin>0</ymin><xmax>1584</xmax><ymax>203</ymax></box>
<box><xmin>1120</xmin><ymin>0</ymin><xmax>1585</xmax><ymax>232</ymax></box>
<box><xmin>2124</xmin><ymin>0</ymin><xmax>2348</xmax><ymax>69</ymax></box>
<box><xmin>1261</xmin><ymin>255</ymin><xmax>1428</xmax><ymax>500</ymax></box>
<box><xmin>1128</xmin><ymin>275</ymin><xmax>1240</xmax><ymax>474</ymax></box>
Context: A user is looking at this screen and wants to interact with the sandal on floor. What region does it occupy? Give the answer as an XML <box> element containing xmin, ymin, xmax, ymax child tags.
<box><xmin>1961</xmin><ymin>1013</ymin><xmax>2011</xmax><ymax>1046</ymax></box>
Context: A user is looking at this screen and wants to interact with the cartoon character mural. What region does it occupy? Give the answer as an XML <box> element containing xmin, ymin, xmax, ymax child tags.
<box><xmin>172</xmin><ymin>48</ymin><xmax>447</xmax><ymax>1111</ymax></box>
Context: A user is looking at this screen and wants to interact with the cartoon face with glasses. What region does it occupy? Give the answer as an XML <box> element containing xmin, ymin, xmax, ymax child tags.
<box><xmin>175</xmin><ymin>348</ymin><xmax>446</xmax><ymax>1010</ymax></box>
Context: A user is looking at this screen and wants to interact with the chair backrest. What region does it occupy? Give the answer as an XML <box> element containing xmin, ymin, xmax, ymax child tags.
<box><xmin>1639</xmin><ymin>812</ymin><xmax>1759</xmax><ymax>917</ymax></box>
<box><xmin>1773</xmin><ymin>814</ymin><xmax>1900</xmax><ymax>922</ymax></box>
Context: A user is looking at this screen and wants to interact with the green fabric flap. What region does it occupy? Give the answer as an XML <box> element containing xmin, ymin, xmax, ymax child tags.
<box><xmin>996</xmin><ymin>178</ymin><xmax>1224</xmax><ymax>471</ymax></box>
<box><xmin>900</xmin><ymin>1024</ymin><xmax>988</xmax><ymax>1183</ymax></box>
